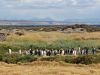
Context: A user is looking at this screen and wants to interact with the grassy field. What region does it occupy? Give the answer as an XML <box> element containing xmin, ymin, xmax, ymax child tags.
<box><xmin>7</xmin><ymin>31</ymin><xmax>100</xmax><ymax>42</ymax></box>
<box><xmin>0</xmin><ymin>31</ymin><xmax>100</xmax><ymax>54</ymax></box>
<box><xmin>0</xmin><ymin>30</ymin><xmax>100</xmax><ymax>75</ymax></box>
<box><xmin>0</xmin><ymin>61</ymin><xmax>100</xmax><ymax>75</ymax></box>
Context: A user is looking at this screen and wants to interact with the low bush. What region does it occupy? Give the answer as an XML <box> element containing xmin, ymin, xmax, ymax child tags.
<box><xmin>72</xmin><ymin>55</ymin><xmax>94</xmax><ymax>65</ymax></box>
<box><xmin>41</xmin><ymin>56</ymin><xmax>56</xmax><ymax>61</ymax></box>
<box><xmin>15</xmin><ymin>32</ymin><xmax>24</xmax><ymax>36</ymax></box>
<box><xmin>2</xmin><ymin>54</ymin><xmax>18</xmax><ymax>64</ymax></box>
<box><xmin>16</xmin><ymin>55</ymin><xmax>38</xmax><ymax>63</ymax></box>
<box><xmin>64</xmin><ymin>56</ymin><xmax>75</xmax><ymax>63</ymax></box>
<box><xmin>92</xmin><ymin>55</ymin><xmax>100</xmax><ymax>64</ymax></box>
<box><xmin>0</xmin><ymin>55</ymin><xmax>3</xmax><ymax>61</ymax></box>
<box><xmin>0</xmin><ymin>54</ymin><xmax>100</xmax><ymax>64</ymax></box>
<box><xmin>2</xmin><ymin>54</ymin><xmax>38</xmax><ymax>64</ymax></box>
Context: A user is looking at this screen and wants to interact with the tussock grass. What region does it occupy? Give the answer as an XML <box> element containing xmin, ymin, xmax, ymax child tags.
<box><xmin>0</xmin><ymin>31</ymin><xmax>100</xmax><ymax>54</ymax></box>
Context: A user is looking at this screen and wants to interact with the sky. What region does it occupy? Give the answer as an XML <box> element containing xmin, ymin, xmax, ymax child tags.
<box><xmin>0</xmin><ymin>0</ymin><xmax>100</xmax><ymax>21</ymax></box>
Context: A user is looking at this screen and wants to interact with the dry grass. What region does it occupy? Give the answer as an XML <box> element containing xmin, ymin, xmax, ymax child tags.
<box><xmin>1</xmin><ymin>31</ymin><xmax>99</xmax><ymax>49</ymax></box>
<box><xmin>7</xmin><ymin>31</ymin><xmax>100</xmax><ymax>42</ymax></box>
<box><xmin>0</xmin><ymin>61</ymin><xmax>100</xmax><ymax>75</ymax></box>
<box><xmin>7</xmin><ymin>31</ymin><xmax>68</xmax><ymax>42</ymax></box>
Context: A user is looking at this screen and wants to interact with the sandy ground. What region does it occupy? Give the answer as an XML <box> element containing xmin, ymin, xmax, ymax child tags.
<box><xmin>0</xmin><ymin>61</ymin><xmax>100</xmax><ymax>75</ymax></box>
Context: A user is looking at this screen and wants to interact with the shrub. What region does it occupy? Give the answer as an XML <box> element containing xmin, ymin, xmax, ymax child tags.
<box><xmin>92</xmin><ymin>55</ymin><xmax>100</xmax><ymax>63</ymax></box>
<box><xmin>15</xmin><ymin>32</ymin><xmax>24</xmax><ymax>36</ymax></box>
<box><xmin>64</xmin><ymin>56</ymin><xmax>75</xmax><ymax>63</ymax></box>
<box><xmin>73</xmin><ymin>55</ymin><xmax>94</xmax><ymax>65</ymax></box>
<box><xmin>0</xmin><ymin>55</ymin><xmax>3</xmax><ymax>61</ymax></box>
<box><xmin>16</xmin><ymin>55</ymin><xmax>37</xmax><ymax>63</ymax></box>
<box><xmin>41</xmin><ymin>55</ymin><xmax>75</xmax><ymax>63</ymax></box>
<box><xmin>2</xmin><ymin>54</ymin><xmax>18</xmax><ymax>64</ymax></box>
<box><xmin>2</xmin><ymin>54</ymin><xmax>37</xmax><ymax>64</ymax></box>
<box><xmin>1</xmin><ymin>54</ymin><xmax>100</xmax><ymax>64</ymax></box>
<box><xmin>41</xmin><ymin>56</ymin><xmax>56</xmax><ymax>61</ymax></box>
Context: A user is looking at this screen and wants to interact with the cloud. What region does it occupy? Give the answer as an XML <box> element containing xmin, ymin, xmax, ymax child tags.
<box><xmin>0</xmin><ymin>0</ymin><xmax>65</xmax><ymax>9</ymax></box>
<box><xmin>0</xmin><ymin>0</ymin><xmax>99</xmax><ymax>9</ymax></box>
<box><xmin>0</xmin><ymin>0</ymin><xmax>100</xmax><ymax>20</ymax></box>
<box><xmin>21</xmin><ymin>0</ymin><xmax>64</xmax><ymax>3</ymax></box>
<box><xmin>71</xmin><ymin>0</ymin><xmax>77</xmax><ymax>5</ymax></box>
<box><xmin>65</xmin><ymin>0</ymin><xmax>98</xmax><ymax>7</ymax></box>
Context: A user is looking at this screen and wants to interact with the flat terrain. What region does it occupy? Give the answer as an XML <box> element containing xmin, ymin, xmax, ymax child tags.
<box><xmin>7</xmin><ymin>31</ymin><xmax>100</xmax><ymax>41</ymax></box>
<box><xmin>0</xmin><ymin>31</ymin><xmax>100</xmax><ymax>54</ymax></box>
<box><xmin>0</xmin><ymin>27</ymin><xmax>100</xmax><ymax>75</ymax></box>
<box><xmin>5</xmin><ymin>31</ymin><xmax>100</xmax><ymax>48</ymax></box>
<box><xmin>0</xmin><ymin>61</ymin><xmax>100</xmax><ymax>75</ymax></box>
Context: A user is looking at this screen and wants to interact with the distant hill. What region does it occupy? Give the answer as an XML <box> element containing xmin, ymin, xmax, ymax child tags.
<box><xmin>0</xmin><ymin>20</ymin><xmax>99</xmax><ymax>26</ymax></box>
<box><xmin>64</xmin><ymin>18</ymin><xmax>100</xmax><ymax>24</ymax></box>
<box><xmin>0</xmin><ymin>20</ymin><xmax>69</xmax><ymax>25</ymax></box>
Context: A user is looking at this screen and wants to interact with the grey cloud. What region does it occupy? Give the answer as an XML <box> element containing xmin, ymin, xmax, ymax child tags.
<box><xmin>0</xmin><ymin>0</ymin><xmax>99</xmax><ymax>9</ymax></box>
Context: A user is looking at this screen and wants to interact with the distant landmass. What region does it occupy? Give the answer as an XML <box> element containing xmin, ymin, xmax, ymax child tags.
<box><xmin>0</xmin><ymin>20</ymin><xmax>68</xmax><ymax>25</ymax></box>
<box><xmin>0</xmin><ymin>19</ymin><xmax>99</xmax><ymax>25</ymax></box>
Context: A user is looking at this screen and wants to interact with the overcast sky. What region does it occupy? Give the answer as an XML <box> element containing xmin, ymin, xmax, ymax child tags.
<box><xmin>0</xmin><ymin>0</ymin><xmax>100</xmax><ymax>21</ymax></box>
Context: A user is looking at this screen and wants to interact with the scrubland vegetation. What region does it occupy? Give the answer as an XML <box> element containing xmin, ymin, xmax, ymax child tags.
<box><xmin>0</xmin><ymin>31</ymin><xmax>99</xmax><ymax>64</ymax></box>
<box><xmin>0</xmin><ymin>25</ymin><xmax>100</xmax><ymax>75</ymax></box>
<box><xmin>0</xmin><ymin>31</ymin><xmax>100</xmax><ymax>54</ymax></box>
<box><xmin>0</xmin><ymin>54</ymin><xmax>100</xmax><ymax>65</ymax></box>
